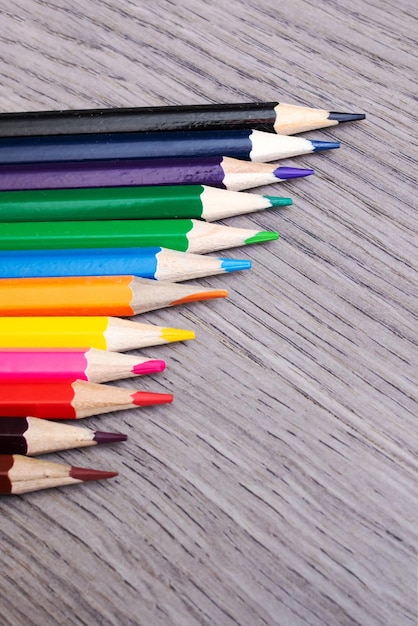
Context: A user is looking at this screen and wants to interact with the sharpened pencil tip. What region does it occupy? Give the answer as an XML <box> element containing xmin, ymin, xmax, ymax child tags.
<box><xmin>69</xmin><ymin>467</ymin><xmax>118</xmax><ymax>482</ymax></box>
<box><xmin>93</xmin><ymin>431</ymin><xmax>128</xmax><ymax>444</ymax></box>
<box><xmin>328</xmin><ymin>112</ymin><xmax>366</xmax><ymax>122</ymax></box>
<box><xmin>264</xmin><ymin>195</ymin><xmax>293</xmax><ymax>207</ymax></box>
<box><xmin>172</xmin><ymin>289</ymin><xmax>229</xmax><ymax>305</ymax></box>
<box><xmin>220</xmin><ymin>258</ymin><xmax>252</xmax><ymax>272</ymax></box>
<box><xmin>133</xmin><ymin>359</ymin><xmax>166</xmax><ymax>375</ymax></box>
<box><xmin>275</xmin><ymin>167</ymin><xmax>314</xmax><ymax>179</ymax></box>
<box><xmin>161</xmin><ymin>328</ymin><xmax>195</xmax><ymax>342</ymax></box>
<box><xmin>310</xmin><ymin>140</ymin><xmax>340</xmax><ymax>151</ymax></box>
<box><xmin>132</xmin><ymin>391</ymin><xmax>173</xmax><ymax>406</ymax></box>
<box><xmin>245</xmin><ymin>231</ymin><xmax>279</xmax><ymax>245</ymax></box>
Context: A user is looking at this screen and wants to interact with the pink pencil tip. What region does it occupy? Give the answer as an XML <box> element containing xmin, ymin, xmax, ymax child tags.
<box><xmin>133</xmin><ymin>359</ymin><xmax>166</xmax><ymax>375</ymax></box>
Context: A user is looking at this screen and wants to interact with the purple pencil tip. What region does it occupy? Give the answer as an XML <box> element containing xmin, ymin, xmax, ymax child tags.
<box><xmin>93</xmin><ymin>431</ymin><xmax>128</xmax><ymax>444</ymax></box>
<box><xmin>274</xmin><ymin>166</ymin><xmax>314</xmax><ymax>180</ymax></box>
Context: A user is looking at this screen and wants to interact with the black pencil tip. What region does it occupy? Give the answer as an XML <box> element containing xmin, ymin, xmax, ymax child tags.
<box><xmin>328</xmin><ymin>112</ymin><xmax>366</xmax><ymax>122</ymax></box>
<box><xmin>94</xmin><ymin>431</ymin><xmax>128</xmax><ymax>444</ymax></box>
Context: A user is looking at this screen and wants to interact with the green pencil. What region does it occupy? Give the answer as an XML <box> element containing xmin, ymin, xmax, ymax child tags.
<box><xmin>0</xmin><ymin>185</ymin><xmax>291</xmax><ymax>222</ymax></box>
<box><xmin>0</xmin><ymin>219</ymin><xmax>278</xmax><ymax>254</ymax></box>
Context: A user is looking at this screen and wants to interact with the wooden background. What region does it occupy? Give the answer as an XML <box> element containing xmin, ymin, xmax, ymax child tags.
<box><xmin>0</xmin><ymin>1</ymin><xmax>416</xmax><ymax>624</ymax></box>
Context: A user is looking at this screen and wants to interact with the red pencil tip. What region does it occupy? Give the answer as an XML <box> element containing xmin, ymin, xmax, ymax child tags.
<box><xmin>93</xmin><ymin>431</ymin><xmax>128</xmax><ymax>444</ymax></box>
<box><xmin>133</xmin><ymin>359</ymin><xmax>166</xmax><ymax>375</ymax></box>
<box><xmin>132</xmin><ymin>391</ymin><xmax>173</xmax><ymax>406</ymax></box>
<box><xmin>69</xmin><ymin>467</ymin><xmax>118</xmax><ymax>482</ymax></box>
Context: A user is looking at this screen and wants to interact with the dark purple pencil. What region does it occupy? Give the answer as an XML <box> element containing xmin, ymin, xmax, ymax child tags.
<box><xmin>0</xmin><ymin>155</ymin><xmax>313</xmax><ymax>192</ymax></box>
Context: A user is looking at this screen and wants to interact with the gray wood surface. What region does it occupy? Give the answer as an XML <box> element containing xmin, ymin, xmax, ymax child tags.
<box><xmin>0</xmin><ymin>1</ymin><xmax>416</xmax><ymax>624</ymax></box>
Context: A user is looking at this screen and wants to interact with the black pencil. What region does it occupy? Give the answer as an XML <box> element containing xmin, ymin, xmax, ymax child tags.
<box><xmin>0</xmin><ymin>416</ymin><xmax>127</xmax><ymax>455</ymax></box>
<box><xmin>0</xmin><ymin>102</ymin><xmax>365</xmax><ymax>137</ymax></box>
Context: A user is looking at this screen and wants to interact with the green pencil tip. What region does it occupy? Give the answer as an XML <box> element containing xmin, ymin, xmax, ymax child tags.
<box><xmin>245</xmin><ymin>231</ymin><xmax>280</xmax><ymax>245</ymax></box>
<box><xmin>264</xmin><ymin>195</ymin><xmax>293</xmax><ymax>208</ymax></box>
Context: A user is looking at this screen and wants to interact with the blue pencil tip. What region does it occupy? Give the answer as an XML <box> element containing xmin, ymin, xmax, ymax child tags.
<box><xmin>310</xmin><ymin>140</ymin><xmax>341</xmax><ymax>151</ymax></box>
<box><xmin>220</xmin><ymin>258</ymin><xmax>252</xmax><ymax>272</ymax></box>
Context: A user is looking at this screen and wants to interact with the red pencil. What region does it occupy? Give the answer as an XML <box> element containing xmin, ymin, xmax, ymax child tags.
<box><xmin>0</xmin><ymin>380</ymin><xmax>173</xmax><ymax>419</ymax></box>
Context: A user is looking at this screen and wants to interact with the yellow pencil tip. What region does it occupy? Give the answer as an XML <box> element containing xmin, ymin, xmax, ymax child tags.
<box><xmin>162</xmin><ymin>328</ymin><xmax>196</xmax><ymax>343</ymax></box>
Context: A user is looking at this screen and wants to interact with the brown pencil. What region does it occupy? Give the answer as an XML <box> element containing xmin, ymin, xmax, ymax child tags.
<box><xmin>0</xmin><ymin>455</ymin><xmax>118</xmax><ymax>495</ymax></box>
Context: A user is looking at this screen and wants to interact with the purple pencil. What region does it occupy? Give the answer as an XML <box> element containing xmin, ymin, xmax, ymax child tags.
<box><xmin>0</xmin><ymin>156</ymin><xmax>313</xmax><ymax>192</ymax></box>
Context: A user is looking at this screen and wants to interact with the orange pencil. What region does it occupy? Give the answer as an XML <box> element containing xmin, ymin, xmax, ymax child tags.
<box><xmin>0</xmin><ymin>275</ymin><xmax>228</xmax><ymax>316</ymax></box>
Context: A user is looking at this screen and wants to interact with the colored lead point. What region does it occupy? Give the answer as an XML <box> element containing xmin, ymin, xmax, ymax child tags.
<box><xmin>220</xmin><ymin>258</ymin><xmax>252</xmax><ymax>272</ymax></box>
<box><xmin>69</xmin><ymin>467</ymin><xmax>118</xmax><ymax>482</ymax></box>
<box><xmin>133</xmin><ymin>360</ymin><xmax>166</xmax><ymax>375</ymax></box>
<box><xmin>264</xmin><ymin>196</ymin><xmax>293</xmax><ymax>208</ymax></box>
<box><xmin>93</xmin><ymin>431</ymin><xmax>128</xmax><ymax>444</ymax></box>
<box><xmin>310</xmin><ymin>140</ymin><xmax>340</xmax><ymax>151</ymax></box>
<box><xmin>274</xmin><ymin>166</ymin><xmax>314</xmax><ymax>180</ymax></box>
<box><xmin>245</xmin><ymin>231</ymin><xmax>279</xmax><ymax>245</ymax></box>
<box><xmin>328</xmin><ymin>112</ymin><xmax>366</xmax><ymax>123</ymax></box>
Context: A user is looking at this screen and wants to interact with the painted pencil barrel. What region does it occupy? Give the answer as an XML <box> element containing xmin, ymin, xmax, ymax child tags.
<box><xmin>0</xmin><ymin>157</ymin><xmax>227</xmax><ymax>191</ymax></box>
<box><xmin>0</xmin><ymin>275</ymin><xmax>136</xmax><ymax>316</ymax></box>
<box><xmin>0</xmin><ymin>185</ymin><xmax>205</xmax><ymax>221</ymax></box>
<box><xmin>0</xmin><ymin>130</ymin><xmax>256</xmax><ymax>164</ymax></box>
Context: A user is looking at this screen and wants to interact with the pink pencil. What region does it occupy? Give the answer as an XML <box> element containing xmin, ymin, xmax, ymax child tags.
<box><xmin>0</xmin><ymin>348</ymin><xmax>166</xmax><ymax>384</ymax></box>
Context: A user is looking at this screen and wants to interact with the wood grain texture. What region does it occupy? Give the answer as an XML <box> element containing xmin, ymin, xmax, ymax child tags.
<box><xmin>0</xmin><ymin>0</ymin><xmax>417</xmax><ymax>624</ymax></box>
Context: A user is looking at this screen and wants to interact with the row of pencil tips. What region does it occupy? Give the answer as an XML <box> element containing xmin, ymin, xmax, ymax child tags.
<box><xmin>0</xmin><ymin>99</ymin><xmax>365</xmax><ymax>495</ymax></box>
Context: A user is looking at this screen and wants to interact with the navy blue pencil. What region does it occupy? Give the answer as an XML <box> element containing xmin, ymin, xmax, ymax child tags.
<box><xmin>0</xmin><ymin>129</ymin><xmax>339</xmax><ymax>165</ymax></box>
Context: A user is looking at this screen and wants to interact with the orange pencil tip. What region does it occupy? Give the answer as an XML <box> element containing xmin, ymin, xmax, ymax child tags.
<box><xmin>172</xmin><ymin>289</ymin><xmax>228</xmax><ymax>305</ymax></box>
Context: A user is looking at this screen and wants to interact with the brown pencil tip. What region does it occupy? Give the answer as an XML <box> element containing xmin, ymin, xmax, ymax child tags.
<box><xmin>172</xmin><ymin>289</ymin><xmax>229</xmax><ymax>305</ymax></box>
<box><xmin>93</xmin><ymin>431</ymin><xmax>128</xmax><ymax>444</ymax></box>
<box><xmin>70</xmin><ymin>467</ymin><xmax>118</xmax><ymax>482</ymax></box>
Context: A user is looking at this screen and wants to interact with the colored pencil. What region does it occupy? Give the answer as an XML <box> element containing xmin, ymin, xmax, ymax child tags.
<box><xmin>0</xmin><ymin>247</ymin><xmax>251</xmax><ymax>280</ymax></box>
<box><xmin>0</xmin><ymin>316</ymin><xmax>195</xmax><ymax>351</ymax></box>
<box><xmin>0</xmin><ymin>219</ymin><xmax>278</xmax><ymax>253</ymax></box>
<box><xmin>0</xmin><ymin>349</ymin><xmax>166</xmax><ymax>383</ymax></box>
<box><xmin>0</xmin><ymin>379</ymin><xmax>173</xmax><ymax>419</ymax></box>
<box><xmin>0</xmin><ymin>156</ymin><xmax>314</xmax><ymax>192</ymax></box>
<box><xmin>0</xmin><ymin>102</ymin><xmax>366</xmax><ymax>136</ymax></box>
<box><xmin>0</xmin><ymin>185</ymin><xmax>292</xmax><ymax>222</ymax></box>
<box><xmin>0</xmin><ymin>416</ymin><xmax>127</xmax><ymax>455</ymax></box>
<box><xmin>0</xmin><ymin>130</ymin><xmax>340</xmax><ymax>165</ymax></box>
<box><xmin>0</xmin><ymin>275</ymin><xmax>228</xmax><ymax>316</ymax></box>
<box><xmin>0</xmin><ymin>455</ymin><xmax>117</xmax><ymax>494</ymax></box>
